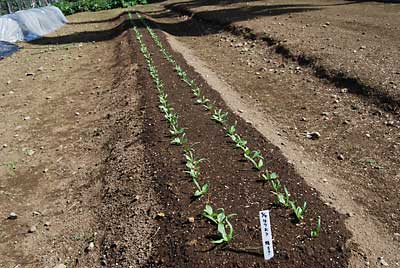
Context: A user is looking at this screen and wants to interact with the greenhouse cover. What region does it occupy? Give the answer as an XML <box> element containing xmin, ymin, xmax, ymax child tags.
<box><xmin>0</xmin><ymin>6</ymin><xmax>67</xmax><ymax>57</ymax></box>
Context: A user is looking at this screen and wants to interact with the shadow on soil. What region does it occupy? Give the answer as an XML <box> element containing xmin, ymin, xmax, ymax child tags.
<box><xmin>29</xmin><ymin>1</ymin><xmax>399</xmax><ymax>113</ymax></box>
<box><xmin>29</xmin><ymin>17</ymin><xmax>136</xmax><ymax>44</ymax></box>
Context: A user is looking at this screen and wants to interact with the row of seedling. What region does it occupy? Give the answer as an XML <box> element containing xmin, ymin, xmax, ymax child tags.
<box><xmin>130</xmin><ymin>13</ymin><xmax>237</xmax><ymax>244</ymax></box>
<box><xmin>136</xmin><ymin>12</ymin><xmax>320</xmax><ymax>234</ymax></box>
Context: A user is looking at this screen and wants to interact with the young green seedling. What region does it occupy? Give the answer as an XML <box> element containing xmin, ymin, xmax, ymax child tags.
<box><xmin>184</xmin><ymin>168</ymin><xmax>200</xmax><ymax>180</ymax></box>
<box><xmin>226</xmin><ymin>121</ymin><xmax>237</xmax><ymax>137</ymax></box>
<box><xmin>192</xmin><ymin>87</ymin><xmax>201</xmax><ymax>98</ymax></box>
<box><xmin>202</xmin><ymin>205</ymin><xmax>235</xmax><ymax>225</ymax></box>
<box><xmin>202</xmin><ymin>100</ymin><xmax>215</xmax><ymax>111</ymax></box>
<box><xmin>243</xmin><ymin>150</ymin><xmax>264</xmax><ymax>170</ymax></box>
<box><xmin>211</xmin><ymin>109</ymin><xmax>228</xmax><ymax>125</ymax></box>
<box><xmin>196</xmin><ymin>95</ymin><xmax>210</xmax><ymax>106</ymax></box>
<box><xmin>212</xmin><ymin>217</ymin><xmax>234</xmax><ymax>244</ymax></box>
<box><xmin>192</xmin><ymin>178</ymin><xmax>209</xmax><ymax>197</ymax></box>
<box><xmin>169</xmin><ymin>125</ymin><xmax>185</xmax><ymax>137</ymax></box>
<box><xmin>234</xmin><ymin>136</ymin><xmax>248</xmax><ymax>151</ymax></box>
<box><xmin>261</xmin><ymin>170</ymin><xmax>279</xmax><ymax>182</ymax></box>
<box><xmin>171</xmin><ymin>133</ymin><xmax>187</xmax><ymax>145</ymax></box>
<box><xmin>165</xmin><ymin>112</ymin><xmax>178</xmax><ymax>127</ymax></box>
<box><xmin>184</xmin><ymin>151</ymin><xmax>205</xmax><ymax>170</ymax></box>
<box><xmin>290</xmin><ymin>201</ymin><xmax>307</xmax><ymax>222</ymax></box>
<box><xmin>203</xmin><ymin>204</ymin><xmax>221</xmax><ymax>225</ymax></box>
<box><xmin>311</xmin><ymin>216</ymin><xmax>321</xmax><ymax>238</ymax></box>
<box><xmin>271</xmin><ymin>179</ymin><xmax>282</xmax><ymax>193</ymax></box>
<box><xmin>276</xmin><ymin>186</ymin><xmax>291</xmax><ymax>208</ymax></box>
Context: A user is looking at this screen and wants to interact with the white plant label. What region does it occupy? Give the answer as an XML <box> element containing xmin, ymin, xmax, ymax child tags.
<box><xmin>259</xmin><ymin>210</ymin><xmax>274</xmax><ymax>260</ymax></box>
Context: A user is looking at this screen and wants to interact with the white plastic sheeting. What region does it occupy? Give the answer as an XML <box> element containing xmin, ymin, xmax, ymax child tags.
<box><xmin>0</xmin><ymin>6</ymin><xmax>67</xmax><ymax>42</ymax></box>
<box><xmin>0</xmin><ymin>16</ymin><xmax>24</xmax><ymax>42</ymax></box>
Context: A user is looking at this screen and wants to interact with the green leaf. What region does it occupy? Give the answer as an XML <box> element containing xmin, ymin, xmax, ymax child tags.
<box><xmin>217</xmin><ymin>213</ymin><xmax>225</xmax><ymax>223</ymax></box>
<box><xmin>211</xmin><ymin>238</ymin><xmax>225</xmax><ymax>244</ymax></box>
<box><xmin>204</xmin><ymin>204</ymin><xmax>213</xmax><ymax>216</ymax></box>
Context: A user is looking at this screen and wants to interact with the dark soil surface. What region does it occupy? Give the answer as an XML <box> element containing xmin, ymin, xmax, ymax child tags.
<box><xmin>134</xmin><ymin>17</ymin><xmax>351</xmax><ymax>267</ymax></box>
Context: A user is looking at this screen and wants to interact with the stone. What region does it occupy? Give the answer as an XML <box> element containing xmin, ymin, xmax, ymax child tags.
<box><xmin>155</xmin><ymin>212</ymin><xmax>165</xmax><ymax>219</ymax></box>
<box><xmin>8</xmin><ymin>212</ymin><xmax>17</xmax><ymax>220</ymax></box>
<box><xmin>54</xmin><ymin>264</ymin><xmax>66</xmax><ymax>268</ymax></box>
<box><xmin>187</xmin><ymin>217</ymin><xmax>195</xmax><ymax>223</ymax></box>
<box><xmin>44</xmin><ymin>221</ymin><xmax>51</xmax><ymax>227</ymax></box>
<box><xmin>378</xmin><ymin>257</ymin><xmax>388</xmax><ymax>266</ymax></box>
<box><xmin>85</xmin><ymin>241</ymin><xmax>95</xmax><ymax>252</ymax></box>
<box><xmin>306</xmin><ymin>132</ymin><xmax>321</xmax><ymax>140</ymax></box>
<box><xmin>394</xmin><ymin>232</ymin><xmax>400</xmax><ymax>242</ymax></box>
<box><xmin>337</xmin><ymin>154</ymin><xmax>345</xmax><ymax>160</ymax></box>
<box><xmin>28</xmin><ymin>226</ymin><xmax>37</xmax><ymax>233</ymax></box>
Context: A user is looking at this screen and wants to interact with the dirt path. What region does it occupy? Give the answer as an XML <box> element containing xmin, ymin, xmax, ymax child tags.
<box><xmin>0</xmin><ymin>9</ymin><xmax>157</xmax><ymax>268</ymax></box>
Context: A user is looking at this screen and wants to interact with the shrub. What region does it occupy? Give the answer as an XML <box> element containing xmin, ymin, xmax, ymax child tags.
<box><xmin>54</xmin><ymin>0</ymin><xmax>147</xmax><ymax>15</ymax></box>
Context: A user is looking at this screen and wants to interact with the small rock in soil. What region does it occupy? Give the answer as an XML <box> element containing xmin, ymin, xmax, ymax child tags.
<box><xmin>337</xmin><ymin>154</ymin><xmax>345</xmax><ymax>160</ymax></box>
<box><xmin>7</xmin><ymin>212</ymin><xmax>18</xmax><ymax>220</ymax></box>
<box><xmin>306</xmin><ymin>131</ymin><xmax>321</xmax><ymax>140</ymax></box>
<box><xmin>28</xmin><ymin>226</ymin><xmax>37</xmax><ymax>233</ymax></box>
<box><xmin>32</xmin><ymin>211</ymin><xmax>41</xmax><ymax>216</ymax></box>
<box><xmin>378</xmin><ymin>257</ymin><xmax>389</xmax><ymax>266</ymax></box>
<box><xmin>53</xmin><ymin>264</ymin><xmax>66</xmax><ymax>268</ymax></box>
<box><xmin>340</xmin><ymin>88</ymin><xmax>348</xmax><ymax>93</ymax></box>
<box><xmin>393</xmin><ymin>233</ymin><xmax>400</xmax><ymax>242</ymax></box>
<box><xmin>187</xmin><ymin>217</ymin><xmax>195</xmax><ymax>223</ymax></box>
<box><xmin>44</xmin><ymin>221</ymin><xmax>51</xmax><ymax>227</ymax></box>
<box><xmin>385</xmin><ymin>121</ymin><xmax>395</xmax><ymax>127</ymax></box>
<box><xmin>85</xmin><ymin>241</ymin><xmax>95</xmax><ymax>252</ymax></box>
<box><xmin>155</xmin><ymin>212</ymin><xmax>165</xmax><ymax>219</ymax></box>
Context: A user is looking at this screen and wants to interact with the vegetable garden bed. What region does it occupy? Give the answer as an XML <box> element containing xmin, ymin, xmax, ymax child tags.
<box><xmin>122</xmin><ymin>12</ymin><xmax>351</xmax><ymax>267</ymax></box>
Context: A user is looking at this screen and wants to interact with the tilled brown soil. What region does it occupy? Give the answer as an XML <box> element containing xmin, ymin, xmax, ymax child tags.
<box><xmin>133</xmin><ymin>19</ymin><xmax>351</xmax><ymax>267</ymax></box>
<box><xmin>0</xmin><ymin>9</ymin><xmax>158</xmax><ymax>268</ymax></box>
<box><xmin>1</xmin><ymin>3</ymin><xmax>398</xmax><ymax>268</ymax></box>
<box><xmin>163</xmin><ymin>0</ymin><xmax>400</xmax><ymax>114</ymax></box>
<box><xmin>133</xmin><ymin>3</ymin><xmax>400</xmax><ymax>267</ymax></box>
